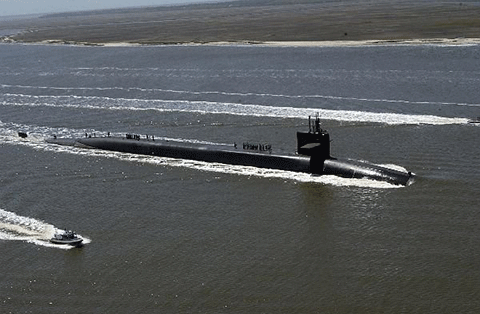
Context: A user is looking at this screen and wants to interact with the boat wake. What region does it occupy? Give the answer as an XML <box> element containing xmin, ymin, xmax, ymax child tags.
<box><xmin>0</xmin><ymin>209</ymin><xmax>90</xmax><ymax>249</ymax></box>
<box><xmin>1</xmin><ymin>91</ymin><xmax>470</xmax><ymax>125</ymax></box>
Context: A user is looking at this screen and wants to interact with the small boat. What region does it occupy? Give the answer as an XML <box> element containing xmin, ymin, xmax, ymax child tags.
<box><xmin>18</xmin><ymin>131</ymin><xmax>28</xmax><ymax>138</ymax></box>
<box><xmin>50</xmin><ymin>229</ymin><xmax>83</xmax><ymax>245</ymax></box>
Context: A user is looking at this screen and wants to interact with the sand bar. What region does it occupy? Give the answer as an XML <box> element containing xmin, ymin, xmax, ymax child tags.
<box><xmin>1</xmin><ymin>0</ymin><xmax>480</xmax><ymax>46</ymax></box>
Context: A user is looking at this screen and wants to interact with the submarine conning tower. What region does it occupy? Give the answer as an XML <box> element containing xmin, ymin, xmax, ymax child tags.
<box><xmin>297</xmin><ymin>115</ymin><xmax>331</xmax><ymax>174</ymax></box>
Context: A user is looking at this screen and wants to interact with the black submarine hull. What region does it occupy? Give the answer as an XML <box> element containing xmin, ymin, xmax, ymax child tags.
<box><xmin>323</xmin><ymin>158</ymin><xmax>411</xmax><ymax>185</ymax></box>
<box><xmin>46</xmin><ymin>136</ymin><xmax>413</xmax><ymax>186</ymax></box>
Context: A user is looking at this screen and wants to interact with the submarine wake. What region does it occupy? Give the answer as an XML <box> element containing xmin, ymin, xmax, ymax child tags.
<box><xmin>0</xmin><ymin>209</ymin><xmax>90</xmax><ymax>249</ymax></box>
<box><xmin>3</xmin><ymin>83</ymin><xmax>480</xmax><ymax>108</ymax></box>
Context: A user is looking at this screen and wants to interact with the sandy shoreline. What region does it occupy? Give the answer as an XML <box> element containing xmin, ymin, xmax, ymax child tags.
<box><xmin>210</xmin><ymin>38</ymin><xmax>480</xmax><ymax>47</ymax></box>
<box><xmin>261</xmin><ymin>38</ymin><xmax>480</xmax><ymax>47</ymax></box>
<box><xmin>27</xmin><ymin>37</ymin><xmax>480</xmax><ymax>48</ymax></box>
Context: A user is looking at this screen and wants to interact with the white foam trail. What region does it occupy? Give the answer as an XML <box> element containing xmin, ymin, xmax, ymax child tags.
<box><xmin>1</xmin><ymin>95</ymin><xmax>468</xmax><ymax>125</ymax></box>
<box><xmin>2</xmin><ymin>84</ymin><xmax>480</xmax><ymax>108</ymax></box>
<box><xmin>0</xmin><ymin>209</ymin><xmax>90</xmax><ymax>249</ymax></box>
<box><xmin>163</xmin><ymin>159</ymin><xmax>404</xmax><ymax>189</ymax></box>
<box><xmin>90</xmin><ymin>151</ymin><xmax>405</xmax><ymax>188</ymax></box>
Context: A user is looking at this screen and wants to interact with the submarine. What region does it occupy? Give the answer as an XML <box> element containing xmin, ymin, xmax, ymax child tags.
<box><xmin>44</xmin><ymin>116</ymin><xmax>413</xmax><ymax>186</ymax></box>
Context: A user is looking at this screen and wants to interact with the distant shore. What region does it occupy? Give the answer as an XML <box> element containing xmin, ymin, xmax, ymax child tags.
<box><xmin>20</xmin><ymin>38</ymin><xmax>480</xmax><ymax>48</ymax></box>
<box><xmin>1</xmin><ymin>0</ymin><xmax>480</xmax><ymax>46</ymax></box>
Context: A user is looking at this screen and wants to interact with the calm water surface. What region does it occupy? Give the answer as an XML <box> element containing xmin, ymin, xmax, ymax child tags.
<box><xmin>0</xmin><ymin>43</ymin><xmax>479</xmax><ymax>313</ymax></box>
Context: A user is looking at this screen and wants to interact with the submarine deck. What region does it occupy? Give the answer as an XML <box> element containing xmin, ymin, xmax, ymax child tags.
<box><xmin>47</xmin><ymin>136</ymin><xmax>313</xmax><ymax>174</ymax></box>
